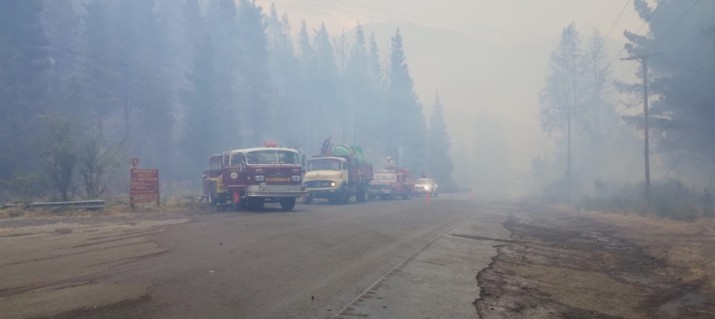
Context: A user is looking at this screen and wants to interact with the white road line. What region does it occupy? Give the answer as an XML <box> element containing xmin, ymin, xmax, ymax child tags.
<box><xmin>332</xmin><ymin>215</ymin><xmax>467</xmax><ymax>318</ymax></box>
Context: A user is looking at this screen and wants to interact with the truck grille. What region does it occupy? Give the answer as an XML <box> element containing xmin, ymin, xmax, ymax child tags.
<box><xmin>305</xmin><ymin>180</ymin><xmax>333</xmax><ymax>188</ymax></box>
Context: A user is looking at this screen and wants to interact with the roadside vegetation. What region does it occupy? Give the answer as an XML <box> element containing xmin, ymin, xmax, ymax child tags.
<box><xmin>0</xmin><ymin>194</ymin><xmax>210</xmax><ymax>219</ymax></box>
<box><xmin>580</xmin><ymin>180</ymin><xmax>714</xmax><ymax>221</ymax></box>
<box><xmin>534</xmin><ymin>1</ymin><xmax>715</xmax><ymax>220</ymax></box>
<box><xmin>0</xmin><ymin>0</ymin><xmax>458</xmax><ymax>206</ymax></box>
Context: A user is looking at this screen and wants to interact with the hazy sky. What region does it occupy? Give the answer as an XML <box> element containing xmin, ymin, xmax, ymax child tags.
<box><xmin>255</xmin><ymin>0</ymin><xmax>649</xmax><ymax>185</ymax></box>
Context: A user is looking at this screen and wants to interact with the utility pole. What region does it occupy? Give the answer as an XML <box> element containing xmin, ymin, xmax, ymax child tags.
<box><xmin>123</xmin><ymin>69</ymin><xmax>129</xmax><ymax>140</ymax></box>
<box><xmin>566</xmin><ymin>34</ymin><xmax>577</xmax><ymax>203</ymax></box>
<box><xmin>623</xmin><ymin>54</ymin><xmax>651</xmax><ymax>205</ymax></box>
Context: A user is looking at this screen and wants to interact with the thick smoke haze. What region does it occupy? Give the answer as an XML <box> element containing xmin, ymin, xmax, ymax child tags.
<box><xmin>259</xmin><ymin>0</ymin><xmax>647</xmax><ymax>196</ymax></box>
<box><xmin>1</xmin><ymin>0</ymin><xmax>713</xmax><ymax>208</ymax></box>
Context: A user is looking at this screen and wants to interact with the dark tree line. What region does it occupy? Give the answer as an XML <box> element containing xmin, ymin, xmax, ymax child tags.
<box><xmin>537</xmin><ymin>0</ymin><xmax>715</xmax><ymax>205</ymax></box>
<box><xmin>0</xmin><ymin>0</ymin><xmax>456</xmax><ymax>200</ymax></box>
<box><xmin>624</xmin><ymin>0</ymin><xmax>715</xmax><ymax>185</ymax></box>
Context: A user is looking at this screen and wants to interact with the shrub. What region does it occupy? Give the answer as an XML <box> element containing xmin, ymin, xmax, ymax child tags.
<box><xmin>579</xmin><ymin>179</ymin><xmax>712</xmax><ymax>221</ymax></box>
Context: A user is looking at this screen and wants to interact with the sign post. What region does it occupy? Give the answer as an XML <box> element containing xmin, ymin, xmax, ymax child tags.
<box><xmin>130</xmin><ymin>158</ymin><xmax>160</xmax><ymax>207</ymax></box>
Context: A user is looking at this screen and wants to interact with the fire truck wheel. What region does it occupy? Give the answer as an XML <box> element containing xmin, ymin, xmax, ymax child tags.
<box><xmin>247</xmin><ymin>198</ymin><xmax>264</xmax><ymax>211</ymax></box>
<box><xmin>356</xmin><ymin>189</ymin><xmax>367</xmax><ymax>203</ymax></box>
<box><xmin>280</xmin><ymin>197</ymin><xmax>296</xmax><ymax>211</ymax></box>
<box><xmin>328</xmin><ymin>194</ymin><xmax>340</xmax><ymax>205</ymax></box>
<box><xmin>341</xmin><ymin>192</ymin><xmax>350</xmax><ymax>204</ymax></box>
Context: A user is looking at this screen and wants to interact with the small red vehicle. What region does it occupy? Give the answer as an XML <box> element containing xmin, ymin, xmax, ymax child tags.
<box><xmin>203</xmin><ymin>145</ymin><xmax>307</xmax><ymax>211</ymax></box>
<box><xmin>368</xmin><ymin>168</ymin><xmax>413</xmax><ymax>200</ymax></box>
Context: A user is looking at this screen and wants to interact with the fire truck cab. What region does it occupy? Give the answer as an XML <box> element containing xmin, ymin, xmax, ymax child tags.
<box><xmin>203</xmin><ymin>146</ymin><xmax>307</xmax><ymax>211</ymax></box>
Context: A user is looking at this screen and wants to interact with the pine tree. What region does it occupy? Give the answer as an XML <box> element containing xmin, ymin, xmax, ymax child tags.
<box><xmin>297</xmin><ymin>21</ymin><xmax>318</xmax><ymax>149</ymax></box>
<box><xmin>41</xmin><ymin>0</ymin><xmax>83</xmax><ymax>87</ymax></box>
<box><xmin>266</xmin><ymin>6</ymin><xmax>303</xmax><ymax>147</ymax></box>
<box><xmin>386</xmin><ymin>29</ymin><xmax>427</xmax><ymax>172</ymax></box>
<box><xmin>624</xmin><ymin>0</ymin><xmax>715</xmax><ymax>185</ymax></box>
<box><xmin>114</xmin><ymin>0</ymin><xmax>174</xmax><ymax>170</ymax></box>
<box><xmin>236</xmin><ymin>0</ymin><xmax>271</xmax><ymax>145</ymax></box>
<box><xmin>345</xmin><ymin>24</ymin><xmax>369</xmax><ymax>145</ymax></box>
<box><xmin>82</xmin><ymin>0</ymin><xmax>118</xmax><ymax>135</ymax></box>
<box><xmin>0</xmin><ymin>0</ymin><xmax>52</xmax><ymax>179</ymax></box>
<box><xmin>427</xmin><ymin>94</ymin><xmax>455</xmax><ymax>189</ymax></box>
<box><xmin>41</xmin><ymin>0</ymin><xmax>86</xmax><ymax>121</ymax></box>
<box><xmin>183</xmin><ymin>37</ymin><xmax>219</xmax><ymax>173</ymax></box>
<box><xmin>539</xmin><ymin>23</ymin><xmax>586</xmax><ymax>201</ymax></box>
<box><xmin>363</xmin><ymin>33</ymin><xmax>386</xmax><ymax>152</ymax></box>
<box><xmin>206</xmin><ymin>0</ymin><xmax>240</xmax><ymax>149</ymax></box>
<box><xmin>312</xmin><ymin>24</ymin><xmax>341</xmax><ymax>143</ymax></box>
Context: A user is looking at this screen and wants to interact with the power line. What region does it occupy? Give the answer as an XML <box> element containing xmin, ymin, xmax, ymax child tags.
<box><xmin>661</xmin><ymin>0</ymin><xmax>702</xmax><ymax>38</ymax></box>
<box><xmin>284</xmin><ymin>0</ymin><xmax>621</xmax><ymax>56</ymax></box>
<box><xmin>331</xmin><ymin>0</ymin><xmax>564</xmax><ymax>47</ymax></box>
<box><xmin>611</xmin><ymin>0</ymin><xmax>701</xmax><ymax>63</ymax></box>
<box><xmin>286</xmin><ymin>1</ymin><xmax>550</xmax><ymax>50</ymax></box>
<box><xmin>592</xmin><ymin>0</ymin><xmax>632</xmax><ymax>59</ymax></box>
<box><xmin>609</xmin><ymin>1</ymin><xmax>663</xmax><ymax>65</ymax></box>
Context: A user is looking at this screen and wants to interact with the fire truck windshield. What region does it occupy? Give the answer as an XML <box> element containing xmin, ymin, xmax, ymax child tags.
<box><xmin>374</xmin><ymin>173</ymin><xmax>397</xmax><ymax>182</ymax></box>
<box><xmin>245</xmin><ymin>150</ymin><xmax>300</xmax><ymax>165</ymax></box>
<box><xmin>308</xmin><ymin>158</ymin><xmax>341</xmax><ymax>171</ymax></box>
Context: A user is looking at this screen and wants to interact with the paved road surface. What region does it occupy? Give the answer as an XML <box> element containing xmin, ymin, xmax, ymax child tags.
<box><xmin>0</xmin><ymin>194</ymin><xmax>511</xmax><ymax>318</ymax></box>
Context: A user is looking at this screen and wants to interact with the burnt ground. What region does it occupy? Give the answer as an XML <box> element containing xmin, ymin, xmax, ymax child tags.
<box><xmin>474</xmin><ymin>207</ymin><xmax>715</xmax><ymax>319</ymax></box>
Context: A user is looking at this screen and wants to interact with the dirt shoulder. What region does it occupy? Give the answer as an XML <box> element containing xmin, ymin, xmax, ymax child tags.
<box><xmin>475</xmin><ymin>203</ymin><xmax>715</xmax><ymax>319</ymax></box>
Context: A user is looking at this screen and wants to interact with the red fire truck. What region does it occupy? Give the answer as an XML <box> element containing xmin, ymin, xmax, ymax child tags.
<box><xmin>368</xmin><ymin>168</ymin><xmax>413</xmax><ymax>200</ymax></box>
<box><xmin>203</xmin><ymin>145</ymin><xmax>307</xmax><ymax>211</ymax></box>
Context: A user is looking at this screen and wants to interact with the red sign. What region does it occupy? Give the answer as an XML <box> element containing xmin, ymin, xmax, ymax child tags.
<box><xmin>130</xmin><ymin>168</ymin><xmax>160</xmax><ymax>206</ymax></box>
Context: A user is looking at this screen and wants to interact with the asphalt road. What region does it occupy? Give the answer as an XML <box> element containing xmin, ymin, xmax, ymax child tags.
<box><xmin>0</xmin><ymin>194</ymin><xmax>510</xmax><ymax>319</ymax></box>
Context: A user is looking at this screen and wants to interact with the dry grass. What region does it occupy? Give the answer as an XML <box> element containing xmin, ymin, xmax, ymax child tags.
<box><xmin>0</xmin><ymin>194</ymin><xmax>212</xmax><ymax>219</ymax></box>
<box><xmin>587</xmin><ymin>211</ymin><xmax>715</xmax><ymax>292</ymax></box>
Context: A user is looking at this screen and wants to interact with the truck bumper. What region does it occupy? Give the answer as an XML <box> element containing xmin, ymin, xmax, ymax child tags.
<box><xmin>306</xmin><ymin>187</ymin><xmax>341</xmax><ymax>198</ymax></box>
<box><xmin>245</xmin><ymin>185</ymin><xmax>308</xmax><ymax>198</ymax></box>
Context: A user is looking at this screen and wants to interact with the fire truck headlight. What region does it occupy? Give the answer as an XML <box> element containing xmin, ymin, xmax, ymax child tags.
<box><xmin>255</xmin><ymin>175</ymin><xmax>265</xmax><ymax>182</ymax></box>
<box><xmin>330</xmin><ymin>182</ymin><xmax>336</xmax><ymax>187</ymax></box>
<box><xmin>230</xmin><ymin>172</ymin><xmax>238</xmax><ymax>179</ymax></box>
<box><xmin>291</xmin><ymin>175</ymin><xmax>301</xmax><ymax>182</ymax></box>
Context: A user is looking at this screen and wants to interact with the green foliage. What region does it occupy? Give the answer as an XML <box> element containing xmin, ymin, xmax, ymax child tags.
<box><xmin>427</xmin><ymin>94</ymin><xmax>455</xmax><ymax>191</ymax></box>
<box><xmin>79</xmin><ymin>135</ymin><xmax>126</xmax><ymax>199</ymax></box>
<box><xmin>1</xmin><ymin>174</ymin><xmax>50</xmax><ymax>202</ymax></box>
<box><xmin>2</xmin><ymin>0</ymin><xmax>435</xmax><ymax>200</ymax></box>
<box><xmin>387</xmin><ymin>30</ymin><xmax>427</xmax><ymax>173</ymax></box>
<box><xmin>624</xmin><ymin>0</ymin><xmax>715</xmax><ymax>182</ymax></box>
<box><xmin>0</xmin><ymin>0</ymin><xmax>51</xmax><ymax>180</ymax></box>
<box><xmin>538</xmin><ymin>24</ymin><xmax>641</xmax><ymax>201</ymax></box>
<box><xmin>237</xmin><ymin>0</ymin><xmax>271</xmax><ymax>144</ymax></box>
<box><xmin>41</xmin><ymin>116</ymin><xmax>78</xmax><ymax>201</ymax></box>
<box><xmin>580</xmin><ymin>180</ymin><xmax>714</xmax><ymax>221</ymax></box>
